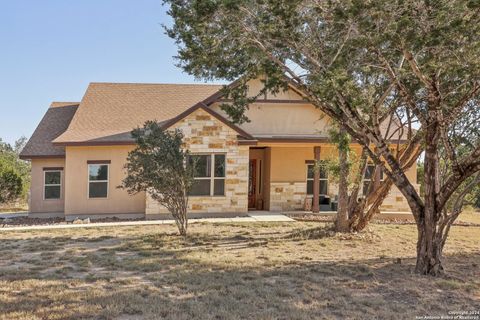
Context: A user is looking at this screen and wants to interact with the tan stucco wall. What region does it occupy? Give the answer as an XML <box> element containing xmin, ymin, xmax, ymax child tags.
<box><xmin>244</xmin><ymin>78</ymin><xmax>304</xmax><ymax>100</ymax></box>
<box><xmin>146</xmin><ymin>108</ymin><xmax>249</xmax><ymax>217</ymax></box>
<box><xmin>29</xmin><ymin>158</ymin><xmax>66</xmax><ymax>214</ymax></box>
<box><xmin>269</xmin><ymin>145</ymin><xmax>339</xmax><ymax>182</ymax></box>
<box><xmin>210</xmin><ymin>78</ymin><xmax>332</xmax><ymax>137</ymax></box>
<box><xmin>64</xmin><ymin>146</ymin><xmax>146</xmax><ymax>217</ymax></box>
<box><xmin>212</xmin><ymin>78</ymin><xmax>410</xmax><ymax>140</ymax></box>
<box><xmin>211</xmin><ymin>102</ymin><xmax>331</xmax><ymax>137</ymax></box>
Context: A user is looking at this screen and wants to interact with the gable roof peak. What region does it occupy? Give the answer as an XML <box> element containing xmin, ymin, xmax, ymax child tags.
<box><xmin>50</xmin><ymin>102</ymin><xmax>80</xmax><ymax>108</ymax></box>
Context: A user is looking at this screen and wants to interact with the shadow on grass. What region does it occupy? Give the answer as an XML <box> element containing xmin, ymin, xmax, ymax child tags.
<box><xmin>0</xmin><ymin>227</ymin><xmax>479</xmax><ymax>320</ymax></box>
<box><xmin>285</xmin><ymin>224</ymin><xmax>336</xmax><ymax>240</ymax></box>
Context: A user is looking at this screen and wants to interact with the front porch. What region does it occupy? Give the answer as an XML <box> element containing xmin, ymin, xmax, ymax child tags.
<box><xmin>247</xmin><ymin>142</ymin><xmax>415</xmax><ymax>214</ymax></box>
<box><xmin>248</xmin><ymin>143</ymin><xmax>348</xmax><ymax>213</ymax></box>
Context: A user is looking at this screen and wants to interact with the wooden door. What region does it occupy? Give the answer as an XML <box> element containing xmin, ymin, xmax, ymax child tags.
<box><xmin>248</xmin><ymin>159</ymin><xmax>256</xmax><ymax>209</ymax></box>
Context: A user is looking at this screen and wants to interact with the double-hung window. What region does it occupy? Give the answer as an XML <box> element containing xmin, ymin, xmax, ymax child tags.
<box><xmin>189</xmin><ymin>154</ymin><xmax>225</xmax><ymax>196</ymax></box>
<box><xmin>363</xmin><ymin>164</ymin><xmax>384</xmax><ymax>196</ymax></box>
<box><xmin>306</xmin><ymin>163</ymin><xmax>328</xmax><ymax>195</ymax></box>
<box><xmin>88</xmin><ymin>163</ymin><xmax>109</xmax><ymax>198</ymax></box>
<box><xmin>44</xmin><ymin>170</ymin><xmax>62</xmax><ymax>200</ymax></box>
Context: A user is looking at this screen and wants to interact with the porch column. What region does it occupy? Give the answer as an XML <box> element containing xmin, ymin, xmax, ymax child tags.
<box><xmin>312</xmin><ymin>146</ymin><xmax>321</xmax><ymax>213</ymax></box>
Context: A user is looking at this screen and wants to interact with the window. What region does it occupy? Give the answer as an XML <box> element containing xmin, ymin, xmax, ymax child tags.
<box><xmin>44</xmin><ymin>170</ymin><xmax>61</xmax><ymax>200</ymax></box>
<box><xmin>306</xmin><ymin>163</ymin><xmax>328</xmax><ymax>195</ymax></box>
<box><xmin>189</xmin><ymin>154</ymin><xmax>225</xmax><ymax>196</ymax></box>
<box><xmin>88</xmin><ymin>164</ymin><xmax>109</xmax><ymax>198</ymax></box>
<box><xmin>363</xmin><ymin>164</ymin><xmax>384</xmax><ymax>196</ymax></box>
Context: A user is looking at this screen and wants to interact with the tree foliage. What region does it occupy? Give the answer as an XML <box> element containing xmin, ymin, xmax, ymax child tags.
<box><xmin>165</xmin><ymin>0</ymin><xmax>480</xmax><ymax>275</ymax></box>
<box><xmin>121</xmin><ymin>122</ymin><xmax>195</xmax><ymax>236</ymax></box>
<box><xmin>0</xmin><ymin>137</ymin><xmax>30</xmax><ymax>204</ymax></box>
<box><xmin>0</xmin><ymin>164</ymin><xmax>23</xmax><ymax>204</ymax></box>
<box><xmin>441</xmin><ymin>104</ymin><xmax>480</xmax><ymax>213</ymax></box>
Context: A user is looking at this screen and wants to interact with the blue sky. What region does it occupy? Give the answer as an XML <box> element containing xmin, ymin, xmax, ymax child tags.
<box><xmin>0</xmin><ymin>0</ymin><xmax>222</xmax><ymax>145</ymax></box>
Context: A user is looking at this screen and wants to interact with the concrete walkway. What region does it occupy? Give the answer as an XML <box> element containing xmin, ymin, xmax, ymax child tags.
<box><xmin>0</xmin><ymin>212</ymin><xmax>294</xmax><ymax>232</ymax></box>
<box><xmin>0</xmin><ymin>211</ymin><xmax>28</xmax><ymax>219</ymax></box>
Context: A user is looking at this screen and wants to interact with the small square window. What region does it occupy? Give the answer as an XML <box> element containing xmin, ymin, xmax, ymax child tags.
<box><xmin>45</xmin><ymin>186</ymin><xmax>61</xmax><ymax>199</ymax></box>
<box><xmin>190</xmin><ymin>180</ymin><xmax>211</xmax><ymax>196</ymax></box>
<box><xmin>306</xmin><ymin>164</ymin><xmax>328</xmax><ymax>195</ymax></box>
<box><xmin>89</xmin><ymin>182</ymin><xmax>108</xmax><ymax>198</ymax></box>
<box><xmin>363</xmin><ymin>164</ymin><xmax>384</xmax><ymax>196</ymax></box>
<box><xmin>188</xmin><ymin>154</ymin><xmax>226</xmax><ymax>196</ymax></box>
<box><xmin>44</xmin><ymin>171</ymin><xmax>61</xmax><ymax>200</ymax></box>
<box><xmin>214</xmin><ymin>179</ymin><xmax>225</xmax><ymax>196</ymax></box>
<box><xmin>88</xmin><ymin>164</ymin><xmax>109</xmax><ymax>198</ymax></box>
<box><xmin>214</xmin><ymin>154</ymin><xmax>225</xmax><ymax>177</ymax></box>
<box><xmin>190</xmin><ymin>155</ymin><xmax>211</xmax><ymax>178</ymax></box>
<box><xmin>45</xmin><ymin>171</ymin><xmax>61</xmax><ymax>185</ymax></box>
<box><xmin>89</xmin><ymin>164</ymin><xmax>108</xmax><ymax>181</ymax></box>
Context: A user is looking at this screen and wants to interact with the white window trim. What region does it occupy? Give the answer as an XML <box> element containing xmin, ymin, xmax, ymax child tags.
<box><xmin>306</xmin><ymin>164</ymin><xmax>328</xmax><ymax>196</ymax></box>
<box><xmin>43</xmin><ymin>170</ymin><xmax>62</xmax><ymax>201</ymax></box>
<box><xmin>191</xmin><ymin>153</ymin><xmax>226</xmax><ymax>197</ymax></box>
<box><xmin>88</xmin><ymin>164</ymin><xmax>109</xmax><ymax>199</ymax></box>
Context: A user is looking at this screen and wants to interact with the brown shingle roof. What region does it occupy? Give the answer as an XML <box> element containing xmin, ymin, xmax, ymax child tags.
<box><xmin>20</xmin><ymin>102</ymin><xmax>79</xmax><ymax>159</ymax></box>
<box><xmin>53</xmin><ymin>83</ymin><xmax>223</xmax><ymax>144</ymax></box>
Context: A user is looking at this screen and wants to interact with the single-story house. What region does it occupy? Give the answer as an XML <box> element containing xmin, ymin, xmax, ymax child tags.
<box><xmin>20</xmin><ymin>78</ymin><xmax>418</xmax><ymax>220</ymax></box>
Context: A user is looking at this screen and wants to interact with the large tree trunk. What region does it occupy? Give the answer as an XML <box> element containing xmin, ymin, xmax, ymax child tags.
<box><xmin>415</xmin><ymin>124</ymin><xmax>444</xmax><ymax>275</ymax></box>
<box><xmin>415</xmin><ymin>219</ymin><xmax>444</xmax><ymax>275</ymax></box>
<box><xmin>336</xmin><ymin>140</ymin><xmax>350</xmax><ymax>232</ymax></box>
<box><xmin>346</xmin><ymin>148</ymin><xmax>368</xmax><ymax>230</ymax></box>
<box><xmin>415</xmin><ymin>162</ymin><xmax>480</xmax><ymax>275</ymax></box>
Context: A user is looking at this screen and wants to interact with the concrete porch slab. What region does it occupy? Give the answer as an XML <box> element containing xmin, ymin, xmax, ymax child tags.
<box><xmin>248</xmin><ymin>211</ymin><xmax>295</xmax><ymax>222</ymax></box>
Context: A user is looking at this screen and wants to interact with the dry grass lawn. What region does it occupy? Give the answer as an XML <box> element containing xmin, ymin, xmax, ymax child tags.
<box><xmin>0</xmin><ymin>219</ymin><xmax>479</xmax><ymax>319</ymax></box>
<box><xmin>457</xmin><ymin>209</ymin><xmax>480</xmax><ymax>225</ymax></box>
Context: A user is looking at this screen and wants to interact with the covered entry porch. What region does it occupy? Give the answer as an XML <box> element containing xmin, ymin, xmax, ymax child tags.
<box><xmin>247</xmin><ymin>141</ymin><xmax>349</xmax><ymax>213</ymax></box>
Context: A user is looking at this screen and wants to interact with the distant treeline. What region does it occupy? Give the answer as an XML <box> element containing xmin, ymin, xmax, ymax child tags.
<box><xmin>0</xmin><ymin>137</ymin><xmax>30</xmax><ymax>206</ymax></box>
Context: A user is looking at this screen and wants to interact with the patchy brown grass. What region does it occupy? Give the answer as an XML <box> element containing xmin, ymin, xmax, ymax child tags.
<box><xmin>0</xmin><ymin>204</ymin><xmax>28</xmax><ymax>213</ymax></box>
<box><xmin>458</xmin><ymin>209</ymin><xmax>480</xmax><ymax>225</ymax></box>
<box><xmin>0</xmin><ymin>222</ymin><xmax>478</xmax><ymax>320</ymax></box>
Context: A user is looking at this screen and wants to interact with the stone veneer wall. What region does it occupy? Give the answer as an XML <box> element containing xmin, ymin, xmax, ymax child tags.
<box><xmin>269</xmin><ymin>182</ymin><xmax>307</xmax><ymax>211</ymax></box>
<box><xmin>146</xmin><ymin>108</ymin><xmax>249</xmax><ymax>217</ymax></box>
<box><xmin>269</xmin><ymin>181</ymin><xmax>419</xmax><ymax>213</ymax></box>
<box><xmin>380</xmin><ymin>184</ymin><xmax>421</xmax><ymax>212</ymax></box>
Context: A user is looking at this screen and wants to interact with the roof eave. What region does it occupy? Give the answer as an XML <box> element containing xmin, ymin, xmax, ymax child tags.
<box><xmin>52</xmin><ymin>140</ymin><xmax>136</xmax><ymax>147</ymax></box>
<box><xmin>19</xmin><ymin>154</ymin><xmax>66</xmax><ymax>160</ymax></box>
